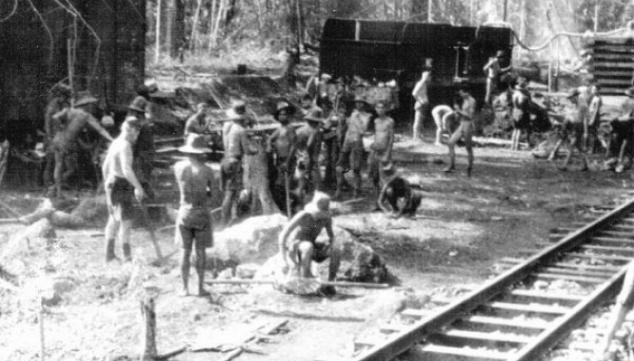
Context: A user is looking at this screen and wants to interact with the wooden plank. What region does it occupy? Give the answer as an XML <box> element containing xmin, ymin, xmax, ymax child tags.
<box><xmin>419</xmin><ymin>344</ymin><xmax>511</xmax><ymax>360</ymax></box>
<box><xmin>582</xmin><ymin>244</ymin><xmax>634</xmax><ymax>253</ymax></box>
<box><xmin>596</xmin><ymin>78</ymin><xmax>633</xmax><ymax>85</ymax></box>
<box><xmin>400</xmin><ymin>309</ymin><xmax>429</xmax><ymax>319</ymax></box>
<box><xmin>441</xmin><ymin>329</ymin><xmax>531</xmax><ymax>344</ymax></box>
<box><xmin>540</xmin><ymin>266</ymin><xmax>613</xmax><ymax>279</ymax></box>
<box><xmin>463</xmin><ymin>315</ymin><xmax>548</xmax><ymax>330</ymax></box>
<box><xmin>534</xmin><ymin>273</ymin><xmax>607</xmax><ymax>284</ymax></box>
<box><xmin>567</xmin><ymin>252</ymin><xmax>632</xmax><ymax>262</ymax></box>
<box><xmin>550</xmin><ymin>262</ymin><xmax>622</xmax><ymax>272</ymax></box>
<box><xmin>488</xmin><ymin>302</ymin><xmax>569</xmax><ymax>315</ymax></box>
<box><xmin>597</xmin><ymin>230</ymin><xmax>634</xmax><ymax>238</ymax></box>
<box><xmin>508</xmin><ymin>289</ymin><xmax>584</xmax><ymax>302</ymax></box>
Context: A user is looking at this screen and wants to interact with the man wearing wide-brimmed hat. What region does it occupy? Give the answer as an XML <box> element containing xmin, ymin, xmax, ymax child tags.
<box><xmin>483</xmin><ymin>50</ymin><xmax>511</xmax><ymax>106</ymax></box>
<box><xmin>368</xmin><ymin>101</ymin><xmax>395</xmax><ymax>194</ymax></box>
<box><xmin>51</xmin><ymin>90</ymin><xmax>113</xmax><ymax>197</ymax></box>
<box><xmin>221</xmin><ymin>101</ymin><xmax>257</xmax><ymax>225</ymax></box>
<box><xmin>295</xmin><ymin>108</ymin><xmax>326</xmax><ymax>201</ymax></box>
<box><xmin>174</xmin><ymin>133</ymin><xmax>216</xmax><ymax>297</ymax></box>
<box><xmin>102</xmin><ymin>116</ymin><xmax>145</xmax><ymax>262</ymax></box>
<box><xmin>43</xmin><ymin>83</ymin><xmax>72</xmax><ymax>186</ymax></box>
<box><xmin>267</xmin><ymin>101</ymin><xmax>298</xmax><ymax>212</ymax></box>
<box><xmin>127</xmin><ymin>95</ymin><xmax>156</xmax><ymax>199</ymax></box>
<box><xmin>335</xmin><ymin>95</ymin><xmax>371</xmax><ymax>199</ymax></box>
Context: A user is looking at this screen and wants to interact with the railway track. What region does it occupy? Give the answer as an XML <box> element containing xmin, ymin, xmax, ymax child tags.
<box><xmin>353</xmin><ymin>195</ymin><xmax>634</xmax><ymax>361</ymax></box>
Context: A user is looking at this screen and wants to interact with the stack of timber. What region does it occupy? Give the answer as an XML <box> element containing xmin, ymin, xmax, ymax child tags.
<box><xmin>591</xmin><ymin>37</ymin><xmax>634</xmax><ymax>95</ymax></box>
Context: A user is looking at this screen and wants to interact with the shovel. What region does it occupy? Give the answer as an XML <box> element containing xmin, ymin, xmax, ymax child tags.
<box><xmin>137</xmin><ymin>200</ymin><xmax>164</xmax><ymax>265</ymax></box>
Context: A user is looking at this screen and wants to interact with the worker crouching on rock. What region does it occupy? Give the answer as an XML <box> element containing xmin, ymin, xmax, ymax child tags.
<box><xmin>174</xmin><ymin>133</ymin><xmax>216</xmax><ymax>297</ymax></box>
<box><xmin>376</xmin><ymin>163</ymin><xmax>421</xmax><ymax>218</ymax></box>
<box><xmin>102</xmin><ymin>117</ymin><xmax>145</xmax><ymax>262</ymax></box>
<box><xmin>278</xmin><ymin>192</ymin><xmax>341</xmax><ymax>296</ymax></box>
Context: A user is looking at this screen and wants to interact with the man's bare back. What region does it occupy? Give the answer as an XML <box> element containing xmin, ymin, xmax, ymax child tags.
<box><xmin>102</xmin><ymin>137</ymin><xmax>134</xmax><ymax>184</ymax></box>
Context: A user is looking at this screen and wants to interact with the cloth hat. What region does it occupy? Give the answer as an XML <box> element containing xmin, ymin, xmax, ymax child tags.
<box><xmin>625</xmin><ymin>87</ymin><xmax>634</xmax><ymax>98</ymax></box>
<box><xmin>128</xmin><ymin>96</ymin><xmax>148</xmax><ymax>113</ymax></box>
<box><xmin>74</xmin><ymin>91</ymin><xmax>98</xmax><ymax>107</ymax></box>
<box><xmin>274</xmin><ymin>101</ymin><xmax>295</xmax><ymax>120</ymax></box>
<box><xmin>496</xmin><ymin>50</ymin><xmax>505</xmax><ymax>58</ymax></box>
<box><xmin>304</xmin><ymin>108</ymin><xmax>326</xmax><ymax>123</ymax></box>
<box><xmin>320</xmin><ymin>73</ymin><xmax>332</xmax><ymax>81</ymax></box>
<box><xmin>375</xmin><ymin>101</ymin><xmax>387</xmax><ymax>109</ymax></box>
<box><xmin>178</xmin><ymin>133</ymin><xmax>213</xmax><ymax>154</ymax></box>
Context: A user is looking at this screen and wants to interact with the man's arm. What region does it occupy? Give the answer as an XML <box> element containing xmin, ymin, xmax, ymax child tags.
<box><xmin>483</xmin><ymin>58</ymin><xmax>494</xmax><ymax>72</ymax></box>
<box><xmin>86</xmin><ymin>114</ymin><xmax>114</xmax><ymax>142</ymax></box>
<box><xmin>118</xmin><ymin>143</ymin><xmax>144</xmax><ymax>193</ymax></box>
<box><xmin>278</xmin><ymin>212</ymin><xmax>306</xmax><ymax>267</ymax></box>
<box><xmin>266</xmin><ymin>128</ymin><xmax>280</xmax><ymax>153</ymax></box>
<box><xmin>240</xmin><ymin>131</ymin><xmax>258</xmax><ymax>155</ymax></box>
<box><xmin>325</xmin><ymin>217</ymin><xmax>335</xmax><ymax>244</ymax></box>
<box><xmin>394</xmin><ymin>186</ymin><xmax>413</xmax><ymax>218</ymax></box>
<box><xmin>386</xmin><ymin>119</ymin><xmax>395</xmax><ymax>160</ymax></box>
<box><xmin>377</xmin><ymin>181</ymin><xmax>393</xmax><ymax>213</ymax></box>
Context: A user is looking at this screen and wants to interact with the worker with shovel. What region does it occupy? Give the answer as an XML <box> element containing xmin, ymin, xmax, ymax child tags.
<box><xmin>277</xmin><ymin>192</ymin><xmax>341</xmax><ymax>296</ymax></box>
<box><xmin>174</xmin><ymin>133</ymin><xmax>217</xmax><ymax>297</ymax></box>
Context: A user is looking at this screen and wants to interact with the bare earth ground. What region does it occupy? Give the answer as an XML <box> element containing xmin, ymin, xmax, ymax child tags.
<box><xmin>1</xmin><ymin>137</ymin><xmax>632</xmax><ymax>361</ymax></box>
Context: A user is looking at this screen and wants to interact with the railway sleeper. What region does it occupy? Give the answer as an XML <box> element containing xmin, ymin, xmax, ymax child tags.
<box><xmin>598</xmin><ymin>230</ymin><xmax>634</xmax><ymax>238</ymax></box>
<box><xmin>565</xmin><ymin>252</ymin><xmax>632</xmax><ymax>263</ymax></box>
<box><xmin>532</xmin><ymin>272</ymin><xmax>608</xmax><ymax>284</ymax></box>
<box><xmin>452</xmin><ymin>318</ymin><xmax>543</xmax><ymax>336</ymax></box>
<box><xmin>486</xmin><ymin>301</ymin><xmax>570</xmax><ymax>315</ymax></box>
<box><xmin>418</xmin><ymin>343</ymin><xmax>514</xmax><ymax>360</ymax></box>
<box><xmin>426</xmin><ymin>329</ymin><xmax>529</xmax><ymax>349</ymax></box>
<box><xmin>504</xmin><ymin>289</ymin><xmax>584</xmax><ymax>305</ymax></box>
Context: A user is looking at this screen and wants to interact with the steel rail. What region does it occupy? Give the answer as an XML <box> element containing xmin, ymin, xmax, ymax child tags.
<box><xmin>352</xmin><ymin>198</ymin><xmax>634</xmax><ymax>361</ymax></box>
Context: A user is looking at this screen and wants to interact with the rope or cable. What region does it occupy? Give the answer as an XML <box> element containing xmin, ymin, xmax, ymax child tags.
<box><xmin>0</xmin><ymin>0</ymin><xmax>18</xmax><ymax>23</ymax></box>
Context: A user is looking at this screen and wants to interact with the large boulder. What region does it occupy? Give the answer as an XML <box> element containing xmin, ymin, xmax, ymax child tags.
<box><xmin>208</xmin><ymin>214</ymin><xmax>288</xmax><ymax>263</ymax></box>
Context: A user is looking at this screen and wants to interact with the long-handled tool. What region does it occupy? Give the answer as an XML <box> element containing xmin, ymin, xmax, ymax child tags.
<box><xmin>137</xmin><ymin>200</ymin><xmax>164</xmax><ymax>264</ymax></box>
<box><xmin>206</xmin><ymin>278</ymin><xmax>389</xmax><ymax>295</ymax></box>
<box><xmin>284</xmin><ymin>170</ymin><xmax>292</xmax><ymax>218</ymax></box>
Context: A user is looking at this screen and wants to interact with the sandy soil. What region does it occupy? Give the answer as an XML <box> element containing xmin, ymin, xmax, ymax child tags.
<box><xmin>1</xmin><ymin>137</ymin><xmax>632</xmax><ymax>361</ymax></box>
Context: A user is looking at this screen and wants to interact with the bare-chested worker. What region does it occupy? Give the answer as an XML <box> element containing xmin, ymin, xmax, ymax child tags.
<box><xmin>221</xmin><ymin>105</ymin><xmax>256</xmax><ymax>225</ymax></box>
<box><xmin>587</xmin><ymin>84</ymin><xmax>603</xmax><ymax>153</ymax></box>
<box><xmin>51</xmin><ymin>91</ymin><xmax>113</xmax><ymax>197</ymax></box>
<box><xmin>102</xmin><ymin>117</ymin><xmax>145</xmax><ymax>262</ymax></box>
<box><xmin>278</xmin><ymin>192</ymin><xmax>340</xmax><ymax>296</ymax></box>
<box><xmin>368</xmin><ymin>101</ymin><xmax>394</xmax><ymax>194</ymax></box>
<box><xmin>43</xmin><ymin>84</ymin><xmax>71</xmax><ymax>186</ymax></box>
<box><xmin>431</xmin><ymin>104</ymin><xmax>454</xmax><ymax>146</ymax></box>
<box><xmin>174</xmin><ymin>133</ymin><xmax>216</xmax><ymax>297</ymax></box>
<box><xmin>376</xmin><ymin>163</ymin><xmax>422</xmax><ymax>218</ymax></box>
<box><xmin>267</xmin><ymin>102</ymin><xmax>297</xmax><ymax>212</ymax></box>
<box><xmin>412</xmin><ymin>65</ymin><xmax>432</xmax><ymax>142</ymax></box>
<box><xmin>295</xmin><ymin>108</ymin><xmax>325</xmax><ymax>201</ymax></box>
<box><xmin>511</xmin><ymin>81</ymin><xmax>531</xmax><ymax>151</ymax></box>
<box><xmin>483</xmin><ymin>50</ymin><xmax>511</xmax><ymax>106</ymax></box>
<box><xmin>184</xmin><ymin>103</ymin><xmax>209</xmax><ymax>136</ymax></box>
<box><xmin>335</xmin><ymin>96</ymin><xmax>371</xmax><ymax>199</ymax></box>
<box><xmin>551</xmin><ymin>89</ymin><xmax>590</xmax><ymax>171</ymax></box>
<box><xmin>444</xmin><ymin>86</ymin><xmax>476</xmax><ymax>177</ymax></box>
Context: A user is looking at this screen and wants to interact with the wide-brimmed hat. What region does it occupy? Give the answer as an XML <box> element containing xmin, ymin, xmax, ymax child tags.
<box><xmin>354</xmin><ymin>95</ymin><xmax>369</xmax><ymax>105</ymax></box>
<box><xmin>128</xmin><ymin>96</ymin><xmax>148</xmax><ymax>113</ymax></box>
<box><xmin>304</xmin><ymin>108</ymin><xmax>326</xmax><ymax>123</ymax></box>
<box><xmin>274</xmin><ymin>101</ymin><xmax>295</xmax><ymax>120</ymax></box>
<box><xmin>178</xmin><ymin>133</ymin><xmax>213</xmax><ymax>154</ymax></box>
<box><xmin>625</xmin><ymin>87</ymin><xmax>634</xmax><ymax>98</ymax></box>
<box><xmin>74</xmin><ymin>91</ymin><xmax>98</xmax><ymax>108</ymax></box>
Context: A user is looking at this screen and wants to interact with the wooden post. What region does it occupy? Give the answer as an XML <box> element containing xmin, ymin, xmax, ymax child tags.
<box><xmin>140</xmin><ymin>297</ymin><xmax>157</xmax><ymax>361</ymax></box>
<box><xmin>428</xmin><ymin>0</ymin><xmax>432</xmax><ymax>22</ymax></box>
<box><xmin>503</xmin><ymin>0</ymin><xmax>508</xmax><ymax>22</ymax></box>
<box><xmin>66</xmin><ymin>38</ymin><xmax>74</xmax><ymax>105</ymax></box>
<box><xmin>190</xmin><ymin>0</ymin><xmax>202</xmax><ymax>52</ymax></box>
<box><xmin>39</xmin><ymin>300</ymin><xmax>45</xmax><ymax>361</ymax></box>
<box><xmin>594</xmin><ymin>1</ymin><xmax>599</xmax><ymax>33</ymax></box>
<box><xmin>155</xmin><ymin>0</ymin><xmax>161</xmax><ymax>63</ymax></box>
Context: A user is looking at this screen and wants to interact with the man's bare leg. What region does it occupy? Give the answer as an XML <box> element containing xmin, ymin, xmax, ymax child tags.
<box><xmin>104</xmin><ymin>215</ymin><xmax>119</xmax><ymax>262</ymax></box>
<box><xmin>119</xmin><ymin>219</ymin><xmax>132</xmax><ymax>261</ymax></box>
<box><xmin>195</xmin><ymin>246</ymin><xmax>209</xmax><ymax>296</ymax></box>
<box><xmin>53</xmin><ymin>151</ymin><xmax>64</xmax><ymax>197</ymax></box>
<box><xmin>180</xmin><ymin>246</ymin><xmax>192</xmax><ymax>296</ymax></box>
<box><xmin>466</xmin><ymin>144</ymin><xmax>474</xmax><ymax>177</ymax></box>
<box><xmin>297</xmin><ymin>241</ymin><xmax>314</xmax><ymax>278</ymax></box>
<box><xmin>445</xmin><ymin>142</ymin><xmax>456</xmax><ymax>172</ymax></box>
<box><xmin>221</xmin><ymin>190</ymin><xmax>238</xmax><ymax>225</ymax></box>
<box><xmin>334</xmin><ymin>168</ymin><xmax>344</xmax><ymax>199</ymax></box>
<box><xmin>352</xmin><ymin>170</ymin><xmax>361</xmax><ymax>198</ymax></box>
<box><xmin>413</xmin><ymin>110</ymin><xmax>423</xmax><ymax>141</ymax></box>
<box><xmin>328</xmin><ymin>248</ymin><xmax>341</xmax><ymax>281</ymax></box>
<box><xmin>548</xmin><ymin>139</ymin><xmax>564</xmax><ymax>161</ymax></box>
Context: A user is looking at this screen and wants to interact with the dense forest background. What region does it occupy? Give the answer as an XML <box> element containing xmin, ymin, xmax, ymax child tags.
<box><xmin>148</xmin><ymin>0</ymin><xmax>634</xmax><ymax>67</ymax></box>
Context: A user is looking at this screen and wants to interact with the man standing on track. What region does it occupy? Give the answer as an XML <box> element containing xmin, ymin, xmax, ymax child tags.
<box><xmin>444</xmin><ymin>86</ymin><xmax>476</xmax><ymax>177</ymax></box>
<box><xmin>102</xmin><ymin>117</ymin><xmax>145</xmax><ymax>262</ymax></box>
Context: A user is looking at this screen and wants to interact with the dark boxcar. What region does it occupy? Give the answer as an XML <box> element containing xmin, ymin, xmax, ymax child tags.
<box><xmin>0</xmin><ymin>0</ymin><xmax>145</xmax><ymax>142</ymax></box>
<box><xmin>319</xmin><ymin>18</ymin><xmax>513</xmax><ymax>117</ymax></box>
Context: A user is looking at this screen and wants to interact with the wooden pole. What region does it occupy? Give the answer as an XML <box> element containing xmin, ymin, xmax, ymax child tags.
<box><xmin>155</xmin><ymin>0</ymin><xmax>161</xmax><ymax>63</ymax></box>
<box><xmin>39</xmin><ymin>301</ymin><xmax>45</xmax><ymax>361</ymax></box>
<box><xmin>190</xmin><ymin>0</ymin><xmax>202</xmax><ymax>52</ymax></box>
<box><xmin>594</xmin><ymin>1</ymin><xmax>599</xmax><ymax>33</ymax></box>
<box><xmin>66</xmin><ymin>38</ymin><xmax>74</xmax><ymax>105</ymax></box>
<box><xmin>140</xmin><ymin>297</ymin><xmax>157</xmax><ymax>361</ymax></box>
<box><xmin>503</xmin><ymin>0</ymin><xmax>508</xmax><ymax>22</ymax></box>
<box><xmin>428</xmin><ymin>0</ymin><xmax>432</xmax><ymax>22</ymax></box>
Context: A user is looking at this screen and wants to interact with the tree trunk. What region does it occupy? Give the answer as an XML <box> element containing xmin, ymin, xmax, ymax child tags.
<box><xmin>243</xmin><ymin>137</ymin><xmax>280</xmax><ymax>216</ymax></box>
<box><xmin>190</xmin><ymin>0</ymin><xmax>203</xmax><ymax>52</ymax></box>
<box><xmin>212</xmin><ymin>0</ymin><xmax>225</xmax><ymax>48</ymax></box>
<box><xmin>209</xmin><ymin>0</ymin><xmax>217</xmax><ymax>50</ymax></box>
<box><xmin>166</xmin><ymin>0</ymin><xmax>185</xmax><ymax>58</ymax></box>
<box><xmin>140</xmin><ymin>297</ymin><xmax>157</xmax><ymax>361</ymax></box>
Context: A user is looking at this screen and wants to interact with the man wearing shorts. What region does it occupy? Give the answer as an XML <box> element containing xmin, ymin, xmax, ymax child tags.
<box><xmin>102</xmin><ymin>117</ymin><xmax>145</xmax><ymax>262</ymax></box>
<box><xmin>174</xmin><ymin>133</ymin><xmax>216</xmax><ymax>297</ymax></box>
<box><xmin>335</xmin><ymin>96</ymin><xmax>370</xmax><ymax>199</ymax></box>
<box><xmin>445</xmin><ymin>86</ymin><xmax>476</xmax><ymax>177</ymax></box>
<box><xmin>368</xmin><ymin>101</ymin><xmax>394</xmax><ymax>194</ymax></box>
<box><xmin>278</xmin><ymin>192</ymin><xmax>341</xmax><ymax>295</ymax></box>
<box><xmin>431</xmin><ymin>104</ymin><xmax>455</xmax><ymax>146</ymax></box>
<box><xmin>557</xmin><ymin>90</ymin><xmax>590</xmax><ymax>171</ymax></box>
<box><xmin>412</xmin><ymin>67</ymin><xmax>431</xmax><ymax>142</ymax></box>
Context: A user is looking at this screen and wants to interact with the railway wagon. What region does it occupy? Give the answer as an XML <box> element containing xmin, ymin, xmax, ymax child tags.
<box><xmin>319</xmin><ymin>18</ymin><xmax>514</xmax><ymax>118</ymax></box>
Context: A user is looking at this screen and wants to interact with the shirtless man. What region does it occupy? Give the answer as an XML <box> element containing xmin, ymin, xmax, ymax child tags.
<box><xmin>412</xmin><ymin>67</ymin><xmax>432</xmax><ymax>141</ymax></box>
<box><xmin>102</xmin><ymin>117</ymin><xmax>145</xmax><ymax>262</ymax></box>
<box><xmin>278</xmin><ymin>192</ymin><xmax>340</xmax><ymax>296</ymax></box>
<box><xmin>128</xmin><ymin>96</ymin><xmax>155</xmax><ymax>200</ymax></box>
<box><xmin>483</xmin><ymin>50</ymin><xmax>511</xmax><ymax>106</ymax></box>
<box><xmin>174</xmin><ymin>133</ymin><xmax>216</xmax><ymax>297</ymax></box>
<box><xmin>52</xmin><ymin>91</ymin><xmax>114</xmax><ymax>197</ymax></box>
<box><xmin>184</xmin><ymin>103</ymin><xmax>209</xmax><ymax>136</ymax></box>
<box><xmin>431</xmin><ymin>105</ymin><xmax>454</xmax><ymax>146</ymax></box>
<box><xmin>587</xmin><ymin>84</ymin><xmax>602</xmax><ymax>153</ymax></box>
<box><xmin>295</xmin><ymin>108</ymin><xmax>324</xmax><ymax>201</ymax></box>
<box><xmin>267</xmin><ymin>102</ymin><xmax>297</xmax><ymax>213</ymax></box>
<box><xmin>377</xmin><ymin>163</ymin><xmax>422</xmax><ymax>218</ymax></box>
<box><xmin>368</xmin><ymin>101</ymin><xmax>394</xmax><ymax>194</ymax></box>
<box><xmin>43</xmin><ymin>84</ymin><xmax>71</xmax><ymax>186</ymax></box>
<box><xmin>335</xmin><ymin>96</ymin><xmax>371</xmax><ymax>199</ymax></box>
<box><xmin>445</xmin><ymin>86</ymin><xmax>476</xmax><ymax>177</ymax></box>
<box><xmin>511</xmin><ymin>82</ymin><xmax>531</xmax><ymax>151</ymax></box>
<box><xmin>554</xmin><ymin>90</ymin><xmax>590</xmax><ymax>171</ymax></box>
<box><xmin>221</xmin><ymin>106</ymin><xmax>256</xmax><ymax>225</ymax></box>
